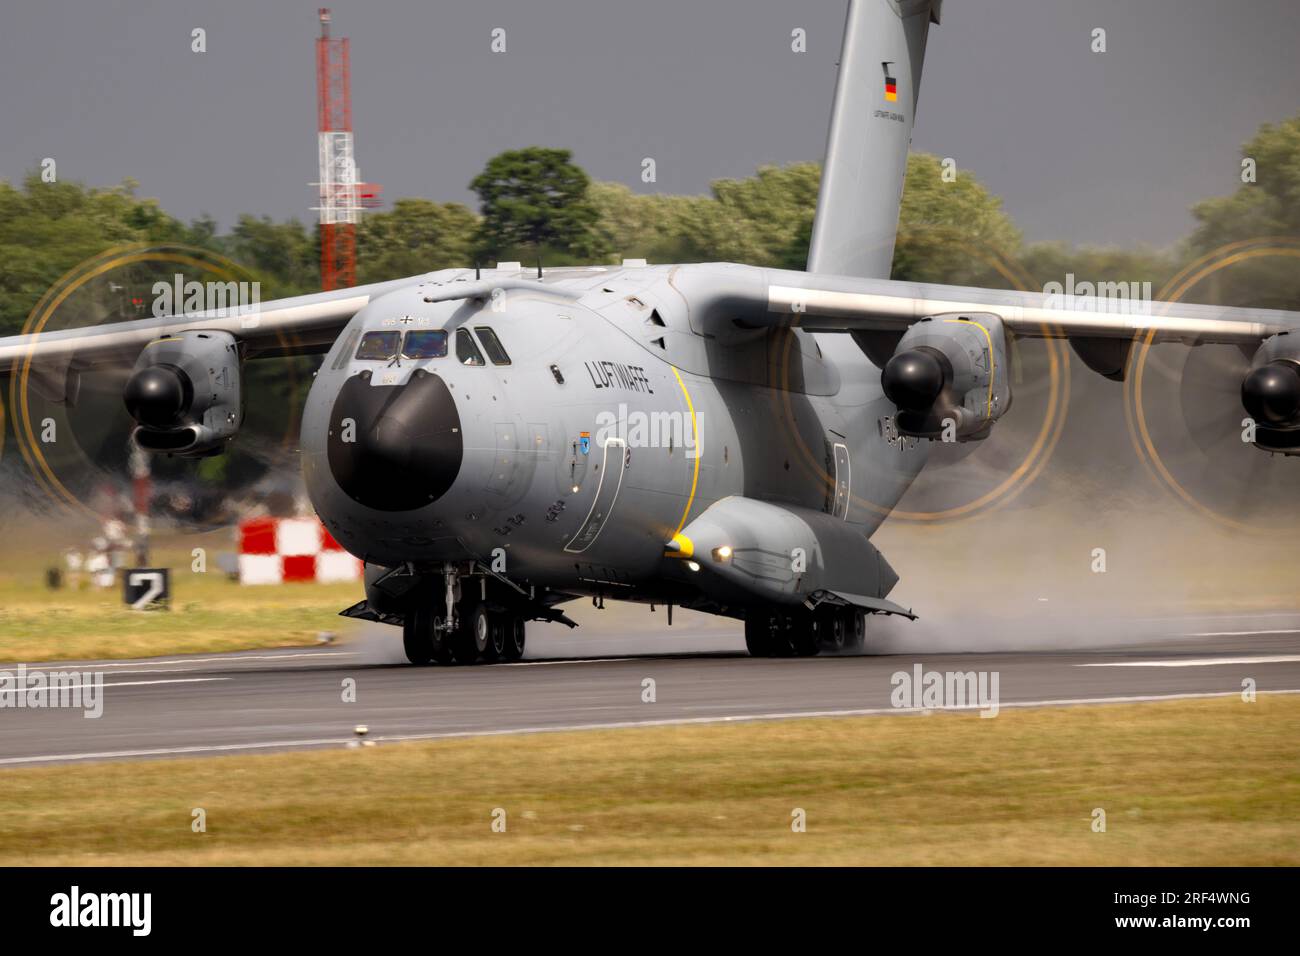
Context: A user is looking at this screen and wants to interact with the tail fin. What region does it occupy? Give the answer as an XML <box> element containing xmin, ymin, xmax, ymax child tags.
<box><xmin>807</xmin><ymin>0</ymin><xmax>943</xmax><ymax>279</ymax></box>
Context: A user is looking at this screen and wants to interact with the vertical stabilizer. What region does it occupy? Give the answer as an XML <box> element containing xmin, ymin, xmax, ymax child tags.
<box><xmin>807</xmin><ymin>0</ymin><xmax>942</xmax><ymax>279</ymax></box>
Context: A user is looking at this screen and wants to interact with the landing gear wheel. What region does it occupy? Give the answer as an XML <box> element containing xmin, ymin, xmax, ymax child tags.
<box><xmin>402</xmin><ymin>606</ymin><xmax>434</xmax><ymax>665</ymax></box>
<box><xmin>762</xmin><ymin>613</ymin><xmax>818</xmax><ymax>657</ymax></box>
<box><xmin>450</xmin><ymin>602</ymin><xmax>491</xmax><ymax>664</ymax></box>
<box><xmin>403</xmin><ymin>604</ymin><xmax>451</xmax><ymax>665</ymax></box>
<box><xmin>791</xmin><ymin>626</ymin><xmax>820</xmax><ymax>657</ymax></box>
<box><xmin>744</xmin><ymin>614</ymin><xmax>776</xmax><ymax>657</ymax></box>
<box><xmin>811</xmin><ymin>608</ymin><xmax>852</xmax><ymax>655</ymax></box>
<box><xmin>485</xmin><ymin>611</ymin><xmax>508</xmax><ymax>662</ymax></box>
<box><xmin>767</xmin><ymin>615</ymin><xmax>797</xmax><ymax>658</ymax></box>
<box><xmin>788</xmin><ymin>611</ymin><xmax>820</xmax><ymax>657</ymax></box>
<box><xmin>845</xmin><ymin>609</ymin><xmax>866</xmax><ymax>652</ymax></box>
<box><xmin>746</xmin><ymin>608</ymin><xmax>819</xmax><ymax>657</ymax></box>
<box><xmin>430</xmin><ymin>619</ymin><xmax>453</xmax><ymax>665</ymax></box>
<box><xmin>501</xmin><ymin>615</ymin><xmax>526</xmax><ymax>662</ymax></box>
<box><xmin>768</xmin><ymin>633</ymin><xmax>792</xmax><ymax>657</ymax></box>
<box><xmin>817</xmin><ymin>609</ymin><xmax>848</xmax><ymax>652</ymax></box>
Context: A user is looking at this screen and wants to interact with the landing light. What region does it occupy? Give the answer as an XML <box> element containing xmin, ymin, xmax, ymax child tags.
<box><xmin>711</xmin><ymin>545</ymin><xmax>733</xmax><ymax>562</ymax></box>
<box><xmin>686</xmin><ymin>561</ymin><xmax>701</xmax><ymax>572</ymax></box>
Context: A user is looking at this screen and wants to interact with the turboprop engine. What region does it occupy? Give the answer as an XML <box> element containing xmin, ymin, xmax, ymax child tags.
<box><xmin>123</xmin><ymin>330</ymin><xmax>242</xmax><ymax>457</ymax></box>
<box><xmin>880</xmin><ymin>312</ymin><xmax>1012</xmax><ymax>442</ymax></box>
<box><xmin>1241</xmin><ymin>331</ymin><xmax>1300</xmax><ymax>454</ymax></box>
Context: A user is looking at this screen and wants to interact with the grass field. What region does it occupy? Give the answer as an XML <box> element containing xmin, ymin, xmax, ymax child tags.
<box><xmin>0</xmin><ymin>532</ymin><xmax>359</xmax><ymax>662</ymax></box>
<box><xmin>0</xmin><ymin>695</ymin><xmax>1295</xmax><ymax>866</ymax></box>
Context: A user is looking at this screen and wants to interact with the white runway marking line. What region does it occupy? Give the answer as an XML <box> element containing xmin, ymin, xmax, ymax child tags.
<box><xmin>1</xmin><ymin>687</ymin><xmax>1296</xmax><ymax>767</ymax></box>
<box><xmin>102</xmin><ymin>678</ymin><xmax>231</xmax><ymax>688</ymax></box>
<box><xmin>1078</xmin><ymin>655</ymin><xmax>1300</xmax><ymax>668</ymax></box>
<box><xmin>0</xmin><ymin>678</ymin><xmax>231</xmax><ymax>693</ymax></box>
<box><xmin>1184</xmin><ymin>629</ymin><xmax>1300</xmax><ymax>637</ymax></box>
<box><xmin>11</xmin><ymin>651</ymin><xmax>356</xmax><ymax>670</ymax></box>
<box><xmin>507</xmin><ymin>657</ymin><xmax>646</xmax><ymax>666</ymax></box>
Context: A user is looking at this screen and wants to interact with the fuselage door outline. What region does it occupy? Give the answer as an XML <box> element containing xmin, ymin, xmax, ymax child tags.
<box><xmin>563</xmin><ymin>436</ymin><xmax>628</xmax><ymax>553</ymax></box>
<box><xmin>832</xmin><ymin>441</ymin><xmax>851</xmax><ymax>520</ymax></box>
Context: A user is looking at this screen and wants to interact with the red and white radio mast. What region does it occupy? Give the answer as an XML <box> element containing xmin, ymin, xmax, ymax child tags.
<box><xmin>314</xmin><ymin>8</ymin><xmax>380</xmax><ymax>290</ymax></box>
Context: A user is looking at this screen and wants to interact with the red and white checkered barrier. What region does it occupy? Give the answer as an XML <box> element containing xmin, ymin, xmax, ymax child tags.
<box><xmin>237</xmin><ymin>517</ymin><xmax>361</xmax><ymax>585</ymax></box>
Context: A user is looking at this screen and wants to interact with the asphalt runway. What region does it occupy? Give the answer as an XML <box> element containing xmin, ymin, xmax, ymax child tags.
<box><xmin>1</xmin><ymin>608</ymin><xmax>1298</xmax><ymax>766</ymax></box>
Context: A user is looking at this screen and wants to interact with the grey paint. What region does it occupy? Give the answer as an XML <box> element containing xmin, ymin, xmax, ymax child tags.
<box><xmin>2</xmin><ymin>1</ymin><xmax>1299</xmax><ymax>649</ymax></box>
<box><xmin>808</xmin><ymin>0</ymin><xmax>939</xmax><ymax>278</ymax></box>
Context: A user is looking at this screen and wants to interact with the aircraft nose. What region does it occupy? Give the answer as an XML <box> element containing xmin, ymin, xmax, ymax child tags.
<box><xmin>327</xmin><ymin>368</ymin><xmax>463</xmax><ymax>511</ymax></box>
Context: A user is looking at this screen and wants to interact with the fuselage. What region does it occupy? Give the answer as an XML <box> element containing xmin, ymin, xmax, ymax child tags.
<box><xmin>301</xmin><ymin>263</ymin><xmax>930</xmax><ymax>604</ymax></box>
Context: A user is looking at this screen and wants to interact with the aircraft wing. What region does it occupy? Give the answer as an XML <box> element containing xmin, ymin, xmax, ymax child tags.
<box><xmin>0</xmin><ymin>276</ymin><xmax>418</xmax><ymax>378</ymax></box>
<box><xmin>670</xmin><ymin>263</ymin><xmax>1296</xmax><ymax>347</ymax></box>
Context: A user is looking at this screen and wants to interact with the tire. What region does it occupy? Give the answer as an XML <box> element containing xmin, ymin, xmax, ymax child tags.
<box><xmin>450</xmin><ymin>602</ymin><xmax>491</xmax><ymax>664</ymax></box>
<box><xmin>791</xmin><ymin>632</ymin><xmax>820</xmax><ymax>656</ymax></box>
<box><xmin>846</xmin><ymin>609</ymin><xmax>866</xmax><ymax>651</ymax></box>
<box><xmin>404</xmin><ymin>604</ymin><xmax>451</xmax><ymax>665</ymax></box>
<box><xmin>484</xmin><ymin>611</ymin><xmax>508</xmax><ymax>662</ymax></box>
<box><xmin>818</xmin><ymin>609</ymin><xmax>848</xmax><ymax>652</ymax></box>
<box><xmin>744</xmin><ymin>614</ymin><xmax>775</xmax><ymax>657</ymax></box>
<box><xmin>767</xmin><ymin>615</ymin><xmax>797</xmax><ymax>657</ymax></box>
<box><xmin>402</xmin><ymin>608</ymin><xmax>434</xmax><ymax>665</ymax></box>
<box><xmin>789</xmin><ymin>612</ymin><xmax>820</xmax><ymax>657</ymax></box>
<box><xmin>501</xmin><ymin>615</ymin><xmax>526</xmax><ymax>662</ymax></box>
<box><xmin>429</xmin><ymin>617</ymin><xmax>454</xmax><ymax>664</ymax></box>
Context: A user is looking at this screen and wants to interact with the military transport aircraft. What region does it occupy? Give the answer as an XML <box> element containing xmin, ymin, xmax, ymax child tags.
<box><xmin>2</xmin><ymin>0</ymin><xmax>1298</xmax><ymax>664</ymax></box>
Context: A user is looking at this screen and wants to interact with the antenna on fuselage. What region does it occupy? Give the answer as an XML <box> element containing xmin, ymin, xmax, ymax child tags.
<box><xmin>474</xmin><ymin>261</ymin><xmax>481</xmax><ymax>281</ymax></box>
<box><xmin>536</xmin><ymin>256</ymin><xmax>543</xmax><ymax>280</ymax></box>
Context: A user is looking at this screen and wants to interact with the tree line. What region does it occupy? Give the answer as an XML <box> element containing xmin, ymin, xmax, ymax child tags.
<box><xmin>2</xmin><ymin>114</ymin><xmax>1299</xmax><ymax>337</ymax></box>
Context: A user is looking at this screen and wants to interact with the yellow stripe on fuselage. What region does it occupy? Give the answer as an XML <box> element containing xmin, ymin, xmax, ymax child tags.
<box><xmin>670</xmin><ymin>365</ymin><xmax>700</xmax><ymax>537</ymax></box>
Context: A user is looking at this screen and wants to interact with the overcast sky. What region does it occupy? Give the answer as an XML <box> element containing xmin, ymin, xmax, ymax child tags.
<box><xmin>2</xmin><ymin>0</ymin><xmax>1298</xmax><ymax>248</ymax></box>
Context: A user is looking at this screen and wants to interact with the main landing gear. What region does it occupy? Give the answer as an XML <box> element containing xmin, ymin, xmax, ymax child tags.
<box><xmin>399</xmin><ymin>563</ymin><xmax>530</xmax><ymax>666</ymax></box>
<box><xmin>743</xmin><ymin>605</ymin><xmax>866</xmax><ymax>658</ymax></box>
<box><xmin>402</xmin><ymin>597</ymin><xmax>528</xmax><ymax>666</ymax></box>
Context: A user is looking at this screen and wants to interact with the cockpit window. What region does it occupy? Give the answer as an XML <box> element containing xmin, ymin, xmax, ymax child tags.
<box><xmin>473</xmin><ymin>327</ymin><xmax>511</xmax><ymax>366</ymax></box>
<box><xmin>402</xmin><ymin>329</ymin><xmax>449</xmax><ymax>359</ymax></box>
<box><xmin>455</xmin><ymin>328</ymin><xmax>486</xmax><ymax>366</ymax></box>
<box><xmin>355</xmin><ymin>330</ymin><xmax>400</xmax><ymax>361</ymax></box>
<box><xmin>331</xmin><ymin>328</ymin><xmax>360</xmax><ymax>370</ymax></box>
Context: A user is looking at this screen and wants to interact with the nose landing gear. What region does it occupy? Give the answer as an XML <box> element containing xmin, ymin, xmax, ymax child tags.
<box><xmin>401</xmin><ymin>604</ymin><xmax>453</xmax><ymax>665</ymax></box>
<box><xmin>401</xmin><ymin>581</ymin><xmax>529</xmax><ymax>666</ymax></box>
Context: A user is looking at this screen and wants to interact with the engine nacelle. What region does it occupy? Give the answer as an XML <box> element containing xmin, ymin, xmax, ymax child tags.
<box><xmin>1242</xmin><ymin>331</ymin><xmax>1300</xmax><ymax>454</ymax></box>
<box><xmin>880</xmin><ymin>312</ymin><xmax>1012</xmax><ymax>441</ymax></box>
<box><xmin>124</xmin><ymin>330</ymin><xmax>242</xmax><ymax>457</ymax></box>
